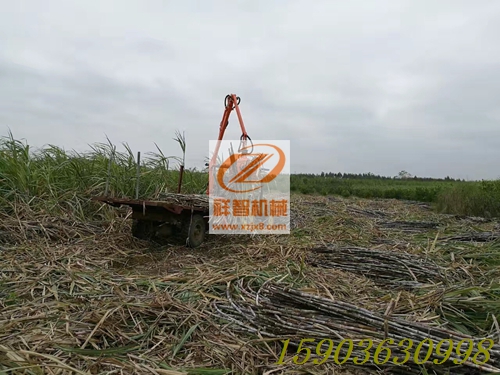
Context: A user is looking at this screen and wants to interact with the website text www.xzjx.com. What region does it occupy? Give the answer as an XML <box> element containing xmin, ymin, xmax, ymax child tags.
<box><xmin>210</xmin><ymin>197</ymin><xmax>289</xmax><ymax>233</ymax></box>
<box><xmin>212</xmin><ymin>222</ymin><xmax>288</xmax><ymax>231</ymax></box>
<box><xmin>208</xmin><ymin>139</ymin><xmax>291</xmax><ymax>235</ymax></box>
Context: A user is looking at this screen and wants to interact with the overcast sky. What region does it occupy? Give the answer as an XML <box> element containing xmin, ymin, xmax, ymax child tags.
<box><xmin>1</xmin><ymin>0</ymin><xmax>499</xmax><ymax>180</ymax></box>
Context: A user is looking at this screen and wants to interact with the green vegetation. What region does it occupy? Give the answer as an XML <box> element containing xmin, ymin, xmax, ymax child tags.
<box><xmin>292</xmin><ymin>173</ymin><xmax>500</xmax><ymax>218</ymax></box>
<box><xmin>2</xmin><ymin>131</ymin><xmax>500</xmax><ymax>374</ymax></box>
<box><xmin>435</xmin><ymin>180</ymin><xmax>500</xmax><ymax>218</ymax></box>
<box><xmin>0</xmin><ymin>132</ymin><xmax>207</xmax><ymax>221</ymax></box>
<box><xmin>1</xmin><ymin>132</ymin><xmax>499</xmax><ymax>218</ymax></box>
<box><xmin>291</xmin><ymin>173</ymin><xmax>449</xmax><ymax>201</ymax></box>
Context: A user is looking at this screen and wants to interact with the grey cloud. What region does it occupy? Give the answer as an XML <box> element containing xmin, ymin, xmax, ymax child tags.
<box><xmin>1</xmin><ymin>0</ymin><xmax>500</xmax><ymax>180</ymax></box>
<box><xmin>0</xmin><ymin>61</ymin><xmax>205</xmax><ymax>155</ymax></box>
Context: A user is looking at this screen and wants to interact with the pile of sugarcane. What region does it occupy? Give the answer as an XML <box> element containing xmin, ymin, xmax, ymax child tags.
<box><xmin>306</xmin><ymin>245</ymin><xmax>449</xmax><ymax>289</ymax></box>
<box><xmin>347</xmin><ymin>206</ymin><xmax>388</xmax><ymax>219</ymax></box>
<box><xmin>442</xmin><ymin>231</ymin><xmax>500</xmax><ymax>243</ymax></box>
<box><xmin>157</xmin><ymin>192</ymin><xmax>210</xmax><ymax>209</ymax></box>
<box><xmin>213</xmin><ymin>278</ymin><xmax>500</xmax><ymax>374</ymax></box>
<box><xmin>378</xmin><ymin>220</ymin><xmax>440</xmax><ymax>232</ymax></box>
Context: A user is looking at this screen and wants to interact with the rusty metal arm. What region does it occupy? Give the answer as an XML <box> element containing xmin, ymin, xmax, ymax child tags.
<box><xmin>207</xmin><ymin>94</ymin><xmax>252</xmax><ymax>194</ymax></box>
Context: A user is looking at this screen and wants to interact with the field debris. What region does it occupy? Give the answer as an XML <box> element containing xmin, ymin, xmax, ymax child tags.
<box><xmin>1</xmin><ymin>193</ymin><xmax>500</xmax><ymax>374</ymax></box>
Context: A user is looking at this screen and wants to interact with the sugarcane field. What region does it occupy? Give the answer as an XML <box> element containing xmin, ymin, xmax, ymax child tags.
<box><xmin>3</xmin><ymin>2</ymin><xmax>500</xmax><ymax>375</ymax></box>
<box><xmin>1</xmin><ymin>131</ymin><xmax>500</xmax><ymax>375</ymax></box>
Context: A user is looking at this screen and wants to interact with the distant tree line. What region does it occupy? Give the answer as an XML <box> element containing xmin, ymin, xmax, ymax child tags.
<box><xmin>294</xmin><ymin>171</ymin><xmax>465</xmax><ymax>182</ymax></box>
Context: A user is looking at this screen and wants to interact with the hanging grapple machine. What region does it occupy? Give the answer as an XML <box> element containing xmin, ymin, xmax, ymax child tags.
<box><xmin>92</xmin><ymin>94</ymin><xmax>256</xmax><ymax>248</ymax></box>
<box><xmin>207</xmin><ymin>94</ymin><xmax>256</xmax><ymax>197</ymax></box>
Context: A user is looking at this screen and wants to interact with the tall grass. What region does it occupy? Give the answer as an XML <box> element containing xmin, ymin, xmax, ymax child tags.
<box><xmin>291</xmin><ymin>174</ymin><xmax>500</xmax><ymax>218</ymax></box>
<box><xmin>1</xmin><ymin>133</ymin><xmax>499</xmax><ymax>220</ymax></box>
<box><xmin>435</xmin><ymin>180</ymin><xmax>500</xmax><ymax>218</ymax></box>
<box><xmin>0</xmin><ymin>132</ymin><xmax>207</xmax><ymax>221</ymax></box>
<box><xmin>291</xmin><ymin>174</ymin><xmax>447</xmax><ymax>201</ymax></box>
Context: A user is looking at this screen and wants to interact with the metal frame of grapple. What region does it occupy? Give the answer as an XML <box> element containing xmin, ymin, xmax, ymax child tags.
<box><xmin>93</xmin><ymin>196</ymin><xmax>209</xmax><ymax>248</ymax></box>
<box><xmin>93</xmin><ymin>93</ymin><xmax>251</xmax><ymax>248</ymax></box>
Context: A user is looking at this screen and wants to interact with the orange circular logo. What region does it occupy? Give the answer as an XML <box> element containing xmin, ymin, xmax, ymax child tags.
<box><xmin>216</xmin><ymin>143</ymin><xmax>286</xmax><ymax>193</ymax></box>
